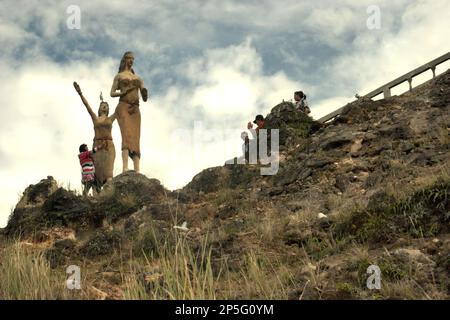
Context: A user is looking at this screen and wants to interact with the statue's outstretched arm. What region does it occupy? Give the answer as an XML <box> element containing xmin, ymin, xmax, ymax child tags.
<box><xmin>73</xmin><ymin>82</ymin><xmax>96</xmax><ymax>120</ymax></box>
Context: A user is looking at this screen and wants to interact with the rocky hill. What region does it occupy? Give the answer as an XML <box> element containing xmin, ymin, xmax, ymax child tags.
<box><xmin>0</xmin><ymin>69</ymin><xmax>449</xmax><ymax>300</ymax></box>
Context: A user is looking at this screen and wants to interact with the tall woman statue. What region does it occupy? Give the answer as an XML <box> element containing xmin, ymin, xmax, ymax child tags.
<box><xmin>110</xmin><ymin>51</ymin><xmax>148</xmax><ymax>173</ymax></box>
<box><xmin>73</xmin><ymin>82</ymin><xmax>116</xmax><ymax>186</ymax></box>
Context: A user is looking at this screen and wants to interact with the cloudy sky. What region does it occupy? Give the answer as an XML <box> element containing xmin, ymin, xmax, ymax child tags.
<box><xmin>0</xmin><ymin>0</ymin><xmax>449</xmax><ymax>227</ymax></box>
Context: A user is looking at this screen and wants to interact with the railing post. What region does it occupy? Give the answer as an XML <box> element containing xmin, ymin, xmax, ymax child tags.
<box><xmin>431</xmin><ymin>66</ymin><xmax>436</xmax><ymax>78</ymax></box>
<box><xmin>408</xmin><ymin>78</ymin><xmax>413</xmax><ymax>92</ymax></box>
<box><xmin>383</xmin><ymin>87</ymin><xmax>391</xmax><ymax>98</ymax></box>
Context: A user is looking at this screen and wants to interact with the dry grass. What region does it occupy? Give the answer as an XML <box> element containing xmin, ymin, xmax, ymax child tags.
<box><xmin>380</xmin><ymin>278</ymin><xmax>446</xmax><ymax>300</ymax></box>
<box><xmin>122</xmin><ymin>231</ymin><xmax>219</xmax><ymax>300</ymax></box>
<box><xmin>295</xmin><ymin>249</ymin><xmax>328</xmax><ymax>299</ymax></box>
<box><xmin>121</xmin><ymin>216</ymin><xmax>297</xmax><ymax>300</ymax></box>
<box><xmin>223</xmin><ymin>251</ymin><xmax>294</xmax><ymax>300</ymax></box>
<box><xmin>428</xmin><ymin>124</ymin><xmax>450</xmax><ymax>146</ymax></box>
<box><xmin>0</xmin><ymin>241</ymin><xmax>68</xmax><ymax>299</ymax></box>
<box><xmin>252</xmin><ymin>207</ymin><xmax>287</xmax><ymax>243</ymax></box>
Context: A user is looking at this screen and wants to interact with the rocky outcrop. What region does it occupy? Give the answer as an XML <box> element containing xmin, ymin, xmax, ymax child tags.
<box><xmin>4</xmin><ymin>176</ymin><xmax>90</xmax><ymax>236</ymax></box>
<box><xmin>100</xmin><ymin>171</ymin><xmax>166</xmax><ymax>202</ymax></box>
<box><xmin>5</xmin><ymin>172</ymin><xmax>171</xmax><ymax>236</ymax></box>
<box><xmin>265</xmin><ymin>101</ymin><xmax>316</xmax><ymax>147</ymax></box>
<box><xmin>183</xmin><ymin>164</ymin><xmax>259</xmax><ymax>194</ymax></box>
<box><xmin>96</xmin><ymin>171</ymin><xmax>168</xmax><ymax>222</ymax></box>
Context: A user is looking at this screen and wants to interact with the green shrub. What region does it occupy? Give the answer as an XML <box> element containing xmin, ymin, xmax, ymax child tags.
<box><xmin>80</xmin><ymin>230</ymin><xmax>123</xmax><ymax>258</ymax></box>
<box><xmin>334</xmin><ymin>179</ymin><xmax>450</xmax><ymax>243</ymax></box>
<box><xmin>133</xmin><ymin>227</ymin><xmax>160</xmax><ymax>258</ymax></box>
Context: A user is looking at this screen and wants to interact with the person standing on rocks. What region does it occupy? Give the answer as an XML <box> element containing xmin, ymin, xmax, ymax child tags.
<box><xmin>73</xmin><ymin>82</ymin><xmax>116</xmax><ymax>188</ymax></box>
<box><xmin>110</xmin><ymin>51</ymin><xmax>149</xmax><ymax>173</ymax></box>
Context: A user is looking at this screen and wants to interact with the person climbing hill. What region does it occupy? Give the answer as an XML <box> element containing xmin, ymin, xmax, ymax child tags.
<box><xmin>78</xmin><ymin>144</ymin><xmax>100</xmax><ymax>197</ymax></box>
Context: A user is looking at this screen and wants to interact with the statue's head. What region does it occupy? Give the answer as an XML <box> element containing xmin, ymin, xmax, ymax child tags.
<box><xmin>98</xmin><ymin>101</ymin><xmax>109</xmax><ymax>117</ymax></box>
<box><xmin>119</xmin><ymin>51</ymin><xmax>135</xmax><ymax>74</ymax></box>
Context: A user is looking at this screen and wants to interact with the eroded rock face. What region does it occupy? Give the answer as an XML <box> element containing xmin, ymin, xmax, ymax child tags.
<box><xmin>184</xmin><ymin>167</ymin><xmax>230</xmax><ymax>194</ymax></box>
<box><xmin>16</xmin><ymin>176</ymin><xmax>58</xmax><ymax>210</ymax></box>
<box><xmin>91</xmin><ymin>171</ymin><xmax>169</xmax><ymax>223</ymax></box>
<box><xmin>183</xmin><ymin>165</ymin><xmax>259</xmax><ymax>194</ymax></box>
<box><xmin>5</xmin><ymin>176</ymin><xmax>59</xmax><ymax>236</ymax></box>
<box><xmin>100</xmin><ymin>171</ymin><xmax>166</xmax><ymax>204</ymax></box>
<box><xmin>41</xmin><ymin>188</ymin><xmax>91</xmax><ymax>227</ymax></box>
<box><xmin>8</xmin><ymin>186</ymin><xmax>91</xmax><ymax>237</ymax></box>
<box><xmin>320</xmin><ymin>132</ymin><xmax>354</xmax><ymax>151</ymax></box>
<box><xmin>4</xmin><ymin>172</ymin><xmax>170</xmax><ymax>236</ymax></box>
<box><xmin>429</xmin><ymin>71</ymin><xmax>450</xmax><ymax>108</ymax></box>
<box><xmin>378</xmin><ymin>123</ymin><xmax>412</xmax><ymax>140</ymax></box>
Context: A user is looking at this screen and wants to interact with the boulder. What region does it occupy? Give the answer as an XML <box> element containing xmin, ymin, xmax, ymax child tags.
<box><xmin>378</xmin><ymin>123</ymin><xmax>412</xmax><ymax>140</ymax></box>
<box><xmin>321</xmin><ymin>132</ymin><xmax>354</xmax><ymax>151</ymax></box>
<box><xmin>15</xmin><ymin>176</ymin><xmax>58</xmax><ymax>209</ymax></box>
<box><xmin>100</xmin><ymin>171</ymin><xmax>166</xmax><ymax>203</ymax></box>
<box><xmin>97</xmin><ymin>171</ymin><xmax>167</xmax><ymax>222</ymax></box>
<box><xmin>265</xmin><ymin>101</ymin><xmax>314</xmax><ymax>146</ymax></box>
<box><xmin>184</xmin><ymin>165</ymin><xmax>258</xmax><ymax>193</ymax></box>
<box><xmin>5</xmin><ymin>177</ymin><xmax>88</xmax><ymax>237</ymax></box>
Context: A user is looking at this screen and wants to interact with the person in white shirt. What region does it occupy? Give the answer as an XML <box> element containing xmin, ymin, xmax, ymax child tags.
<box><xmin>294</xmin><ymin>91</ymin><xmax>311</xmax><ymax>115</ymax></box>
<box><xmin>237</xmin><ymin>131</ymin><xmax>250</xmax><ymax>164</ymax></box>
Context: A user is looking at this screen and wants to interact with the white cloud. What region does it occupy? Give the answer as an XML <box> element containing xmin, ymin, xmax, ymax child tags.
<box><xmin>311</xmin><ymin>96</ymin><xmax>355</xmax><ymax>120</ymax></box>
<box><xmin>325</xmin><ymin>0</ymin><xmax>450</xmax><ymax>95</ymax></box>
<box><xmin>183</xmin><ymin>40</ymin><xmax>305</xmax><ymax>117</ymax></box>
